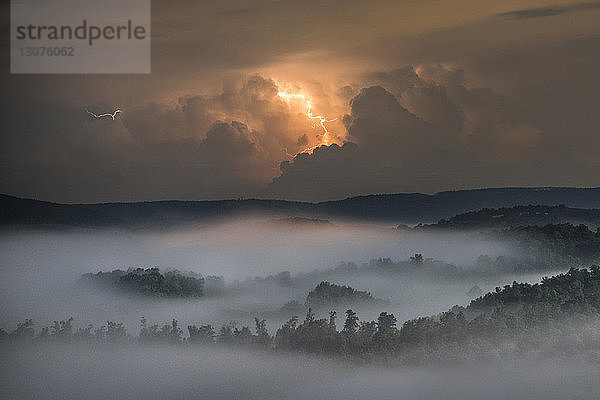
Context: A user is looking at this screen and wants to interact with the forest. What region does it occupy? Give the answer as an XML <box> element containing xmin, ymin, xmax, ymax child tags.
<box><xmin>75</xmin><ymin>222</ymin><xmax>600</xmax><ymax>306</ymax></box>
<box><xmin>418</xmin><ymin>222</ymin><xmax>600</xmax><ymax>272</ymax></box>
<box><xmin>80</xmin><ymin>268</ymin><xmax>207</xmax><ymax>297</ymax></box>
<box><xmin>3</xmin><ymin>210</ymin><xmax>600</xmax><ymax>400</ymax></box>
<box><xmin>434</xmin><ymin>205</ymin><xmax>600</xmax><ymax>230</ymax></box>
<box><xmin>3</xmin><ymin>266</ymin><xmax>600</xmax><ymax>366</ymax></box>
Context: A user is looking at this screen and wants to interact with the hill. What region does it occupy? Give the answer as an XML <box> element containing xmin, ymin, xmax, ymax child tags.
<box><xmin>2</xmin><ymin>187</ymin><xmax>600</xmax><ymax>228</ymax></box>
<box><xmin>434</xmin><ymin>205</ymin><xmax>600</xmax><ymax>230</ymax></box>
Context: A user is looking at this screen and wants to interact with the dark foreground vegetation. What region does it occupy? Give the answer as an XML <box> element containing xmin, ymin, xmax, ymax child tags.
<box><xmin>4</xmin><ymin>267</ymin><xmax>600</xmax><ymax>365</ymax></box>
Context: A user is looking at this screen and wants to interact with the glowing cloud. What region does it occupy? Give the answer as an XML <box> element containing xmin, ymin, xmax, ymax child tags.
<box><xmin>277</xmin><ymin>90</ymin><xmax>336</xmax><ymax>153</ymax></box>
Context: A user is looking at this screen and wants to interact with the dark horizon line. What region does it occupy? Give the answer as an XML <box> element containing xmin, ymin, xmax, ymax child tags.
<box><xmin>2</xmin><ymin>186</ymin><xmax>599</xmax><ymax>207</ymax></box>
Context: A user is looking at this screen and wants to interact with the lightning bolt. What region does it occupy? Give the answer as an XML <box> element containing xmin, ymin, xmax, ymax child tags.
<box><xmin>86</xmin><ymin>108</ymin><xmax>122</xmax><ymax>120</ymax></box>
<box><xmin>307</xmin><ymin>105</ymin><xmax>337</xmax><ymax>140</ymax></box>
<box><xmin>277</xmin><ymin>91</ymin><xmax>336</xmax><ymax>154</ymax></box>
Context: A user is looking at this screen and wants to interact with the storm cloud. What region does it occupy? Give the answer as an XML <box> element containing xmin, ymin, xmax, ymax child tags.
<box><xmin>266</xmin><ymin>65</ymin><xmax>548</xmax><ymax>201</ymax></box>
<box><xmin>1</xmin><ymin>0</ymin><xmax>600</xmax><ymax>202</ymax></box>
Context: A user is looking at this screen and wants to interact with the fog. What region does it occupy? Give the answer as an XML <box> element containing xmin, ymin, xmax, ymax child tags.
<box><xmin>0</xmin><ymin>218</ymin><xmax>593</xmax><ymax>399</ymax></box>
<box><xmin>1</xmin><ymin>344</ymin><xmax>599</xmax><ymax>400</ymax></box>
<box><xmin>0</xmin><ymin>218</ymin><xmax>559</xmax><ymax>333</ymax></box>
<box><xmin>0</xmin><ymin>218</ymin><xmax>509</xmax><ymax>280</ymax></box>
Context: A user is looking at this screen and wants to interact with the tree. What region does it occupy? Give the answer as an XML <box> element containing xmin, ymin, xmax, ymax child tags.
<box><xmin>51</xmin><ymin>317</ymin><xmax>74</xmax><ymax>341</ymax></box>
<box><xmin>343</xmin><ymin>309</ymin><xmax>359</xmax><ymax>335</ymax></box>
<box><xmin>106</xmin><ymin>321</ymin><xmax>128</xmax><ymax>343</ymax></box>
<box><xmin>254</xmin><ymin>318</ymin><xmax>273</xmax><ymax>347</ymax></box>
<box><xmin>217</xmin><ymin>323</ymin><xmax>236</xmax><ymax>345</ymax></box>
<box><xmin>188</xmin><ymin>324</ymin><xmax>215</xmax><ymax>344</ymax></box>
<box><xmin>9</xmin><ymin>319</ymin><xmax>34</xmax><ymax>341</ymax></box>
<box><xmin>410</xmin><ymin>253</ymin><xmax>424</xmax><ymax>265</ymax></box>
<box><xmin>274</xmin><ymin>316</ymin><xmax>299</xmax><ymax>350</ymax></box>
<box><xmin>169</xmin><ymin>319</ymin><xmax>183</xmax><ymax>343</ymax></box>
<box><xmin>85</xmin><ymin>267</ymin><xmax>205</xmax><ymax>297</ymax></box>
<box><xmin>376</xmin><ymin>312</ymin><xmax>397</xmax><ymax>334</ymax></box>
<box><xmin>139</xmin><ymin>317</ymin><xmax>182</xmax><ymax>344</ymax></box>
<box><xmin>305</xmin><ymin>281</ymin><xmax>379</xmax><ymax>309</ymax></box>
<box><xmin>374</xmin><ymin>312</ymin><xmax>397</xmax><ymax>352</ymax></box>
<box><xmin>233</xmin><ymin>326</ymin><xmax>254</xmax><ymax>345</ymax></box>
<box><xmin>329</xmin><ymin>311</ymin><xmax>337</xmax><ymax>327</ymax></box>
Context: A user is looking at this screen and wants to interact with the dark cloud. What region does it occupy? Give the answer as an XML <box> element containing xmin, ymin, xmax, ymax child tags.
<box><xmin>0</xmin><ymin>77</ymin><xmax>302</xmax><ymax>202</ymax></box>
<box><xmin>264</xmin><ymin>67</ymin><xmax>556</xmax><ymax>201</ymax></box>
<box><xmin>267</xmin><ymin>143</ymin><xmax>367</xmax><ymax>201</ymax></box>
<box><xmin>1</xmin><ymin>1</ymin><xmax>600</xmax><ymax>202</ymax></box>
<box><xmin>498</xmin><ymin>2</ymin><xmax>600</xmax><ymax>19</ymax></box>
<box><xmin>344</xmin><ymin>86</ymin><xmax>429</xmax><ymax>158</ymax></box>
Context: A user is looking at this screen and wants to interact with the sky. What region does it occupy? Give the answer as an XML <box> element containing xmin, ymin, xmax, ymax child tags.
<box><xmin>1</xmin><ymin>0</ymin><xmax>599</xmax><ymax>203</ymax></box>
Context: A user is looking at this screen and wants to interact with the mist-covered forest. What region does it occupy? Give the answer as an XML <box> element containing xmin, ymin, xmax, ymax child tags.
<box><xmin>2</xmin><ymin>209</ymin><xmax>600</xmax><ymax>399</ymax></box>
<box><xmin>5</xmin><ymin>266</ymin><xmax>600</xmax><ymax>366</ymax></box>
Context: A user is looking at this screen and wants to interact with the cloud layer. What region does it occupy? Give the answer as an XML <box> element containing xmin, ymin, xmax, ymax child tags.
<box><xmin>1</xmin><ymin>1</ymin><xmax>600</xmax><ymax>202</ymax></box>
<box><xmin>266</xmin><ymin>64</ymin><xmax>551</xmax><ymax>200</ymax></box>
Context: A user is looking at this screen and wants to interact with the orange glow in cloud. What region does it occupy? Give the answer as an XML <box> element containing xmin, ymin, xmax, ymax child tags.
<box><xmin>277</xmin><ymin>89</ymin><xmax>337</xmax><ymax>154</ymax></box>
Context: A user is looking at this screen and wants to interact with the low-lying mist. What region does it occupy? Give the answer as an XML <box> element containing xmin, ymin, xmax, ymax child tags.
<box><xmin>1</xmin><ymin>344</ymin><xmax>598</xmax><ymax>400</ymax></box>
<box><xmin>1</xmin><ymin>217</ymin><xmax>597</xmax><ymax>400</ymax></box>
<box><xmin>0</xmin><ymin>218</ymin><xmax>557</xmax><ymax>333</ymax></box>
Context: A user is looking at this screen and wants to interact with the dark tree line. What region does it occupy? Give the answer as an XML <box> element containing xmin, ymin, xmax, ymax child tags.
<box><xmin>477</xmin><ymin>223</ymin><xmax>600</xmax><ymax>270</ymax></box>
<box><xmin>80</xmin><ymin>267</ymin><xmax>222</xmax><ymax>298</ymax></box>
<box><xmin>78</xmin><ymin>224</ymin><xmax>600</xmax><ymax>304</ymax></box>
<box><xmin>435</xmin><ymin>205</ymin><xmax>600</xmax><ymax>230</ymax></box>
<box><xmin>417</xmin><ymin>222</ymin><xmax>600</xmax><ymax>272</ymax></box>
<box><xmin>305</xmin><ymin>281</ymin><xmax>385</xmax><ymax>309</ymax></box>
<box><xmin>2</xmin><ymin>318</ymin><xmax>128</xmax><ymax>344</ymax></box>
<box><xmin>499</xmin><ymin>223</ymin><xmax>600</xmax><ymax>266</ymax></box>
<box><xmin>468</xmin><ymin>265</ymin><xmax>600</xmax><ymax>311</ymax></box>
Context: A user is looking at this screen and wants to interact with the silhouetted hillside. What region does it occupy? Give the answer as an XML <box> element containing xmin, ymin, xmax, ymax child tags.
<box><xmin>2</xmin><ymin>187</ymin><xmax>600</xmax><ymax>229</ymax></box>
<box><xmin>434</xmin><ymin>205</ymin><xmax>600</xmax><ymax>229</ymax></box>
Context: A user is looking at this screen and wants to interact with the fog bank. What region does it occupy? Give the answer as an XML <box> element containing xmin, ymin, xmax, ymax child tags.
<box><xmin>0</xmin><ymin>220</ymin><xmax>557</xmax><ymax>333</ymax></box>
<box><xmin>1</xmin><ymin>344</ymin><xmax>598</xmax><ymax>400</ymax></box>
